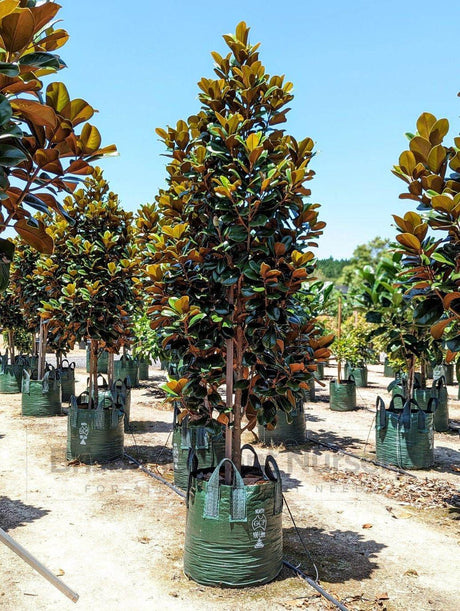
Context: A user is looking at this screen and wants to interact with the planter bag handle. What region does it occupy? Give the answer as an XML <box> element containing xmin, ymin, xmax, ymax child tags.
<box><xmin>389</xmin><ymin>393</ymin><xmax>405</xmax><ymax>412</ymax></box>
<box><xmin>204</xmin><ymin>458</ymin><xmax>246</xmax><ymax>522</ymax></box>
<box><xmin>186</xmin><ymin>450</ymin><xmax>199</xmax><ymax>508</ymax></box>
<box><xmin>376</xmin><ymin>395</ymin><xmax>387</xmax><ymax>430</ymax></box>
<box><xmin>425</xmin><ymin>396</ymin><xmax>438</xmax><ymax>415</ymax></box>
<box><xmin>61</xmin><ymin>358</ymin><xmax>70</xmax><ymax>368</ymax></box>
<box><xmin>194</xmin><ymin>426</ymin><xmax>209</xmax><ymax>451</ymax></box>
<box><xmin>86</xmin><ymin>374</ymin><xmax>108</xmax><ymax>389</ymax></box>
<box><xmin>432</xmin><ymin>376</ymin><xmax>445</xmax><ymax>393</ymax></box>
<box><xmin>172</xmin><ymin>402</ymin><xmax>181</xmax><ymax>427</ymax></box>
<box><xmin>348</xmin><ymin>373</ymin><xmax>355</xmax><ymax>384</ymax></box>
<box><xmin>41</xmin><ymin>370</ymin><xmax>51</xmax><ymax>393</ymax></box>
<box><xmin>22</xmin><ymin>368</ymin><xmax>31</xmax><ymax>394</ymax></box>
<box><xmin>124</xmin><ymin>375</ymin><xmax>132</xmax><ymax>390</ymax></box>
<box><xmin>400</xmin><ymin>398</ymin><xmax>420</xmax><ymax>430</ymax></box>
<box><xmin>241</xmin><ymin>444</ymin><xmax>262</xmax><ymax>472</ymax></box>
<box><xmin>0</xmin><ymin>352</ymin><xmax>8</xmax><ymax>372</ymax></box>
<box><xmin>264</xmin><ymin>455</ymin><xmax>283</xmax><ymax>515</ymax></box>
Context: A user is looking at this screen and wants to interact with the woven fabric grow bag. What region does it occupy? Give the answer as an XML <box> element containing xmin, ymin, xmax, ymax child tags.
<box><xmin>414</xmin><ymin>379</ymin><xmax>449</xmax><ymax>433</ymax></box>
<box><xmin>383</xmin><ymin>358</ymin><xmax>397</xmax><ymax>378</ymax></box>
<box><xmin>58</xmin><ymin>359</ymin><xmax>75</xmax><ymax>402</ymax></box>
<box><xmin>344</xmin><ymin>364</ymin><xmax>368</xmax><ymax>387</ymax></box>
<box><xmin>0</xmin><ymin>354</ymin><xmax>27</xmax><ymax>393</ymax></box>
<box><xmin>316</xmin><ymin>362</ymin><xmax>325</xmax><ymax>380</ymax></box>
<box><xmin>114</xmin><ymin>355</ymin><xmax>139</xmax><ymax>387</ymax></box>
<box><xmin>258</xmin><ymin>398</ymin><xmax>306</xmax><ymax>446</ymax></box>
<box><xmin>330</xmin><ymin>378</ymin><xmax>356</xmax><ymax>411</ymax></box>
<box><xmin>66</xmin><ymin>393</ymin><xmax>124</xmax><ymax>463</ymax></box>
<box><xmin>375</xmin><ymin>396</ymin><xmax>435</xmax><ymax>469</ymax></box>
<box><xmin>184</xmin><ymin>451</ymin><xmax>283</xmax><ymax>587</ymax></box>
<box><xmin>21</xmin><ymin>368</ymin><xmax>62</xmax><ymax>417</ymax></box>
<box><xmin>111</xmin><ymin>377</ymin><xmax>132</xmax><ymax>432</ymax></box>
<box><xmin>172</xmin><ymin>413</ymin><xmax>225</xmax><ymax>491</ymax></box>
<box><xmin>85</xmin><ymin>346</ymin><xmax>108</xmax><ymax>374</ymax></box>
<box><xmin>138</xmin><ymin>360</ymin><xmax>149</xmax><ymax>380</ymax></box>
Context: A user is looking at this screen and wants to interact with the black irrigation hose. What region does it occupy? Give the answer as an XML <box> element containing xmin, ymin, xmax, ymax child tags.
<box><xmin>283</xmin><ymin>561</ymin><xmax>349</xmax><ymax>611</ymax></box>
<box><xmin>305</xmin><ymin>434</ymin><xmax>418</xmax><ymax>479</ymax></box>
<box><xmin>124</xmin><ymin>451</ymin><xmax>348</xmax><ymax>611</ymax></box>
<box><xmin>124</xmin><ymin>452</ymin><xmax>186</xmax><ymax>498</ymax></box>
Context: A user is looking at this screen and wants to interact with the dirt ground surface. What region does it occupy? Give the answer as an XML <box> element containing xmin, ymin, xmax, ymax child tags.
<box><xmin>0</xmin><ymin>354</ymin><xmax>459</xmax><ymax>611</ymax></box>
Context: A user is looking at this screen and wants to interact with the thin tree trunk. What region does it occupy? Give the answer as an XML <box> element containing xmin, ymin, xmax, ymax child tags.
<box><xmin>37</xmin><ymin>319</ymin><xmax>48</xmax><ymax>380</ymax></box>
<box><xmin>225</xmin><ymin>287</ymin><xmax>235</xmax><ymax>484</ymax></box>
<box><xmin>420</xmin><ymin>356</ymin><xmax>426</xmax><ymax>389</ymax></box>
<box><xmin>89</xmin><ymin>339</ymin><xmax>99</xmax><ymax>409</ymax></box>
<box><xmin>107</xmin><ymin>352</ymin><xmax>114</xmax><ymax>387</ymax></box>
<box><xmin>56</xmin><ymin>352</ymin><xmax>62</xmax><ymax>370</ymax></box>
<box><xmin>7</xmin><ymin>329</ymin><xmax>14</xmax><ymax>364</ymax></box>
<box><xmin>232</xmin><ymin>323</ymin><xmax>244</xmax><ymax>474</ymax></box>
<box><xmin>407</xmin><ymin>354</ymin><xmax>415</xmax><ymax>401</ymax></box>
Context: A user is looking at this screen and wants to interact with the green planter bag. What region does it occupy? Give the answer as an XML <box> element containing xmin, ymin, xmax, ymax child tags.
<box><xmin>344</xmin><ymin>364</ymin><xmax>368</xmax><ymax>387</ymax></box>
<box><xmin>138</xmin><ymin>359</ymin><xmax>150</xmax><ymax>381</ymax></box>
<box><xmin>415</xmin><ymin>378</ymin><xmax>449</xmax><ymax>433</ymax></box>
<box><xmin>375</xmin><ymin>395</ymin><xmax>435</xmax><ymax>470</ymax></box>
<box><xmin>66</xmin><ymin>392</ymin><xmax>124</xmax><ymax>463</ymax></box>
<box><xmin>258</xmin><ymin>396</ymin><xmax>306</xmax><ymax>446</ymax></box>
<box><xmin>172</xmin><ymin>411</ymin><xmax>225</xmax><ymax>491</ymax></box>
<box><xmin>0</xmin><ymin>354</ymin><xmax>27</xmax><ymax>394</ymax></box>
<box><xmin>316</xmin><ymin>362</ymin><xmax>325</xmax><ymax>380</ymax></box>
<box><xmin>184</xmin><ymin>449</ymin><xmax>283</xmax><ymax>587</ymax></box>
<box><xmin>111</xmin><ymin>377</ymin><xmax>132</xmax><ymax>432</ymax></box>
<box><xmin>114</xmin><ymin>355</ymin><xmax>139</xmax><ymax>387</ymax></box>
<box><xmin>21</xmin><ymin>367</ymin><xmax>62</xmax><ymax>417</ymax></box>
<box><xmin>330</xmin><ymin>378</ymin><xmax>356</xmax><ymax>411</ymax></box>
<box><xmin>59</xmin><ymin>359</ymin><xmax>76</xmax><ymax>403</ymax></box>
<box><xmin>85</xmin><ymin>346</ymin><xmax>108</xmax><ymax>374</ymax></box>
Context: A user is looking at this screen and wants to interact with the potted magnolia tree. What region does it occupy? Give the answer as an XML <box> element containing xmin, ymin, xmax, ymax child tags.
<box><xmin>41</xmin><ymin>169</ymin><xmax>139</xmax><ymax>461</ymax></box>
<box><xmin>148</xmin><ymin>22</ymin><xmax>332</xmax><ymax>586</ymax></box>
<box><xmin>0</xmin><ymin>285</ymin><xmax>28</xmax><ymax>393</ymax></box>
<box><xmin>391</xmin><ymin>109</ymin><xmax>460</xmax><ymax>428</ymax></box>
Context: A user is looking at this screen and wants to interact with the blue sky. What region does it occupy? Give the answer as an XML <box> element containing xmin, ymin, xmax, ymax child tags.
<box><xmin>57</xmin><ymin>0</ymin><xmax>460</xmax><ymax>258</ymax></box>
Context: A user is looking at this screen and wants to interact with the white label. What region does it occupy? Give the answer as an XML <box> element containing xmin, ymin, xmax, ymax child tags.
<box><xmin>252</xmin><ymin>509</ymin><xmax>267</xmax><ymax>549</ymax></box>
<box><xmin>79</xmin><ymin>422</ymin><xmax>89</xmax><ymax>445</ymax></box>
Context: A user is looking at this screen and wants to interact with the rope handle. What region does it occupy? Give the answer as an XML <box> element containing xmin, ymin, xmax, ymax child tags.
<box><xmin>204</xmin><ymin>458</ymin><xmax>246</xmax><ymax>522</ymax></box>
<box><xmin>376</xmin><ymin>395</ymin><xmax>387</xmax><ymax>429</ymax></box>
<box><xmin>400</xmin><ymin>398</ymin><xmax>421</xmax><ymax>429</ymax></box>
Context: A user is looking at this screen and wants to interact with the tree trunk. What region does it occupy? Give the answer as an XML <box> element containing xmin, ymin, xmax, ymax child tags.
<box><xmin>225</xmin><ymin>287</ymin><xmax>235</xmax><ymax>484</ymax></box>
<box><xmin>107</xmin><ymin>352</ymin><xmax>114</xmax><ymax>387</ymax></box>
<box><xmin>56</xmin><ymin>352</ymin><xmax>62</xmax><ymax>370</ymax></box>
<box><xmin>89</xmin><ymin>339</ymin><xmax>99</xmax><ymax>408</ymax></box>
<box><xmin>37</xmin><ymin>319</ymin><xmax>48</xmax><ymax>380</ymax></box>
<box><xmin>232</xmin><ymin>324</ymin><xmax>244</xmax><ymax>474</ymax></box>
<box><xmin>407</xmin><ymin>354</ymin><xmax>416</xmax><ymax>401</ymax></box>
<box><xmin>7</xmin><ymin>329</ymin><xmax>14</xmax><ymax>364</ymax></box>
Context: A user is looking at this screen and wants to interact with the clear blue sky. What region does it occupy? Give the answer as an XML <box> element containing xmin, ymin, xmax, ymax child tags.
<box><xmin>57</xmin><ymin>0</ymin><xmax>460</xmax><ymax>259</ymax></box>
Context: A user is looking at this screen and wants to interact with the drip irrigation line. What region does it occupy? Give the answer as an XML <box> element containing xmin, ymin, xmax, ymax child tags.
<box><xmin>282</xmin><ymin>493</ymin><xmax>319</xmax><ymax>582</ymax></box>
<box><xmin>283</xmin><ymin>561</ymin><xmax>349</xmax><ymax>611</ymax></box>
<box><xmin>305</xmin><ymin>434</ymin><xmax>418</xmax><ymax>478</ymax></box>
<box><xmin>125</xmin><ymin>451</ymin><xmax>349</xmax><ymax>610</ymax></box>
<box><xmin>124</xmin><ymin>452</ymin><xmax>186</xmax><ymax>498</ymax></box>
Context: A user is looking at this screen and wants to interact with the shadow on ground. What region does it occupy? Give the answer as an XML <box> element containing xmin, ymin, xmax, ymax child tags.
<box><xmin>0</xmin><ymin>496</ymin><xmax>50</xmax><ymax>531</ymax></box>
<box><xmin>127</xmin><ymin>419</ymin><xmax>172</xmax><ymax>434</ymax></box>
<box><xmin>305</xmin><ymin>428</ymin><xmax>364</xmax><ymax>453</ymax></box>
<box><xmin>433</xmin><ymin>445</ymin><xmax>460</xmax><ymax>477</ymax></box>
<box><xmin>123</xmin><ymin>444</ymin><xmax>173</xmax><ymax>465</ymax></box>
<box><xmin>283</xmin><ymin>525</ymin><xmax>386</xmax><ymax>584</ymax></box>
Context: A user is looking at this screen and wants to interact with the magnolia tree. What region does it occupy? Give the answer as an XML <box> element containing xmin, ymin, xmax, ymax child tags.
<box><xmin>0</xmin><ymin>0</ymin><xmax>116</xmax><ymax>265</ymax></box>
<box><xmin>146</xmin><ymin>22</ymin><xmax>333</xmax><ymax>472</ymax></box>
<box><xmin>41</xmin><ymin>169</ymin><xmax>139</xmax><ymax>402</ymax></box>
<box><xmin>392</xmin><ymin>110</ymin><xmax>460</xmax><ymax>360</ymax></box>
<box><xmin>0</xmin><ymin>284</ymin><xmax>26</xmax><ymax>360</ymax></box>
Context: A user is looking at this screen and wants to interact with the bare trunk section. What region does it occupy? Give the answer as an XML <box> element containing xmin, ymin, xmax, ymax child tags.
<box><xmin>107</xmin><ymin>352</ymin><xmax>114</xmax><ymax>387</ymax></box>
<box><xmin>407</xmin><ymin>354</ymin><xmax>416</xmax><ymax>401</ymax></box>
<box><xmin>89</xmin><ymin>339</ymin><xmax>99</xmax><ymax>409</ymax></box>
<box><xmin>225</xmin><ymin>287</ymin><xmax>235</xmax><ymax>484</ymax></box>
<box><xmin>37</xmin><ymin>319</ymin><xmax>48</xmax><ymax>380</ymax></box>
<box><xmin>232</xmin><ymin>323</ymin><xmax>244</xmax><ymax>474</ymax></box>
<box><xmin>7</xmin><ymin>329</ymin><xmax>14</xmax><ymax>364</ymax></box>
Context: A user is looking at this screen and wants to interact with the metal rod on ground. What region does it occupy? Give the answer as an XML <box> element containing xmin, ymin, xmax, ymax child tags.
<box><xmin>283</xmin><ymin>560</ymin><xmax>349</xmax><ymax>611</ymax></box>
<box><xmin>0</xmin><ymin>527</ymin><xmax>79</xmax><ymax>603</ymax></box>
<box><xmin>306</xmin><ymin>435</ymin><xmax>417</xmax><ymax>478</ymax></box>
